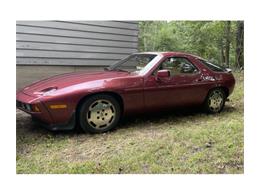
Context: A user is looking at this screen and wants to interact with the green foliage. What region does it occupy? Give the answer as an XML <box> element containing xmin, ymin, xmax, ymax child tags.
<box><xmin>139</xmin><ymin>21</ymin><xmax>240</xmax><ymax>67</ymax></box>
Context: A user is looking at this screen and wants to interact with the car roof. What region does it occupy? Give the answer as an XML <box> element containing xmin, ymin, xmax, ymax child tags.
<box><xmin>135</xmin><ymin>51</ymin><xmax>201</xmax><ymax>59</ymax></box>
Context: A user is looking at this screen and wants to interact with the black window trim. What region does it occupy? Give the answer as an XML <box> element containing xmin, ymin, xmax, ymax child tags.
<box><xmin>152</xmin><ymin>56</ymin><xmax>200</xmax><ymax>76</ymax></box>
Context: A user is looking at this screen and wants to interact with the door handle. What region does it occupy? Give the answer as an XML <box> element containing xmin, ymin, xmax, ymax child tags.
<box><xmin>156</xmin><ymin>77</ymin><xmax>171</xmax><ymax>83</ymax></box>
<box><xmin>196</xmin><ymin>78</ymin><xmax>203</xmax><ymax>82</ymax></box>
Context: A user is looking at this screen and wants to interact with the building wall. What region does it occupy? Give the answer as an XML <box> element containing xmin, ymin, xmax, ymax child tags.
<box><xmin>16</xmin><ymin>21</ymin><xmax>139</xmax><ymax>89</ymax></box>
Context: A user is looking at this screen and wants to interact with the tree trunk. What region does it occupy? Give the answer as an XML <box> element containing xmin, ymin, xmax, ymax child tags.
<box><xmin>220</xmin><ymin>39</ymin><xmax>225</xmax><ymax>66</ymax></box>
<box><xmin>152</xmin><ymin>23</ymin><xmax>157</xmax><ymax>51</ymax></box>
<box><xmin>143</xmin><ymin>22</ymin><xmax>148</xmax><ymax>51</ymax></box>
<box><xmin>235</xmin><ymin>21</ymin><xmax>244</xmax><ymax>69</ymax></box>
<box><xmin>225</xmin><ymin>21</ymin><xmax>231</xmax><ymax>67</ymax></box>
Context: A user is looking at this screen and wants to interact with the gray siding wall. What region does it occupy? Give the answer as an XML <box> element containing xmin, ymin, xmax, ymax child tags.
<box><xmin>16</xmin><ymin>21</ymin><xmax>139</xmax><ymax>67</ymax></box>
<box><xmin>16</xmin><ymin>21</ymin><xmax>139</xmax><ymax>89</ymax></box>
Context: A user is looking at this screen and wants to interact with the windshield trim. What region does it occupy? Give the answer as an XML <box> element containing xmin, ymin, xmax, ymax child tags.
<box><xmin>108</xmin><ymin>53</ymin><xmax>161</xmax><ymax>75</ymax></box>
<box><xmin>138</xmin><ymin>54</ymin><xmax>163</xmax><ymax>76</ymax></box>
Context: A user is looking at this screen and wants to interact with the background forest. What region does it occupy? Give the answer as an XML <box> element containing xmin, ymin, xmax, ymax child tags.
<box><xmin>138</xmin><ymin>21</ymin><xmax>244</xmax><ymax>69</ymax></box>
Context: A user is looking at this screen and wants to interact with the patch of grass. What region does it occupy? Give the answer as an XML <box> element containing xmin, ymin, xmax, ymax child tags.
<box><xmin>16</xmin><ymin>72</ymin><xmax>244</xmax><ymax>174</ymax></box>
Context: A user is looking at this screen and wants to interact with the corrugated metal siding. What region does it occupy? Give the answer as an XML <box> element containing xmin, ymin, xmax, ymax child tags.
<box><xmin>16</xmin><ymin>21</ymin><xmax>139</xmax><ymax>67</ymax></box>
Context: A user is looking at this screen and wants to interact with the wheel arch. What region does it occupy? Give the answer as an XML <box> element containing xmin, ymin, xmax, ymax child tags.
<box><xmin>75</xmin><ymin>91</ymin><xmax>124</xmax><ymax>120</ymax></box>
<box><xmin>208</xmin><ymin>86</ymin><xmax>229</xmax><ymax>98</ymax></box>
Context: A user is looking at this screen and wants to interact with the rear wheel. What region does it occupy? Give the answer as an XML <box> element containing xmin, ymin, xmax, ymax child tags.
<box><xmin>204</xmin><ymin>88</ymin><xmax>226</xmax><ymax>113</ymax></box>
<box><xmin>79</xmin><ymin>94</ymin><xmax>121</xmax><ymax>133</ymax></box>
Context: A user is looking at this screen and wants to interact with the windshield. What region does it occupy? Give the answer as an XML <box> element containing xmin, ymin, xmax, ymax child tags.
<box><xmin>107</xmin><ymin>54</ymin><xmax>157</xmax><ymax>73</ymax></box>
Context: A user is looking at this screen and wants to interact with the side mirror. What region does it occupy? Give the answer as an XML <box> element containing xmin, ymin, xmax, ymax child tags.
<box><xmin>156</xmin><ymin>70</ymin><xmax>170</xmax><ymax>79</ymax></box>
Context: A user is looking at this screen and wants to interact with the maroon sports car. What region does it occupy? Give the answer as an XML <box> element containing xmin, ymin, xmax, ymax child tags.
<box><xmin>16</xmin><ymin>52</ymin><xmax>235</xmax><ymax>133</ymax></box>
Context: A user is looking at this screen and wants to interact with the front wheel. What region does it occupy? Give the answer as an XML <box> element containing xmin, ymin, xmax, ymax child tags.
<box><xmin>204</xmin><ymin>88</ymin><xmax>226</xmax><ymax>113</ymax></box>
<box><xmin>79</xmin><ymin>94</ymin><xmax>121</xmax><ymax>133</ymax></box>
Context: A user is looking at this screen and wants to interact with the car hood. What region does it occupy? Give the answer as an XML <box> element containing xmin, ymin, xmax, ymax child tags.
<box><xmin>21</xmin><ymin>70</ymin><xmax>131</xmax><ymax>96</ymax></box>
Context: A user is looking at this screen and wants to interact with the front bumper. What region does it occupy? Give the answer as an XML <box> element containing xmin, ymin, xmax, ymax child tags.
<box><xmin>31</xmin><ymin>113</ymin><xmax>76</xmax><ymax>131</ymax></box>
<box><xmin>16</xmin><ymin>91</ymin><xmax>76</xmax><ymax>131</ymax></box>
<box><xmin>16</xmin><ymin>92</ymin><xmax>53</xmax><ymax>124</ymax></box>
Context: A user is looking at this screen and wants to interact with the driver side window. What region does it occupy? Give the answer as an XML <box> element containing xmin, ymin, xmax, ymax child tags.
<box><xmin>156</xmin><ymin>57</ymin><xmax>198</xmax><ymax>76</ymax></box>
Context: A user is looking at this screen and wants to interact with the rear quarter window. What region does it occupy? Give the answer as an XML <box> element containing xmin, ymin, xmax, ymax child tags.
<box><xmin>199</xmin><ymin>59</ymin><xmax>226</xmax><ymax>72</ymax></box>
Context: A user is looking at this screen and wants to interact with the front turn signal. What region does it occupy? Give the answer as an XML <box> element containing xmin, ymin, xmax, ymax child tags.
<box><xmin>32</xmin><ymin>105</ymin><xmax>41</xmax><ymax>112</ymax></box>
<box><xmin>49</xmin><ymin>104</ymin><xmax>67</xmax><ymax>109</ymax></box>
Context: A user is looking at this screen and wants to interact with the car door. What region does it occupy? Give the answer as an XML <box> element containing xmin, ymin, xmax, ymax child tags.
<box><xmin>143</xmin><ymin>56</ymin><xmax>207</xmax><ymax>110</ymax></box>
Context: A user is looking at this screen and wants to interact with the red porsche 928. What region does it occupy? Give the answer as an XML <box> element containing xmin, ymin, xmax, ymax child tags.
<box><xmin>16</xmin><ymin>52</ymin><xmax>235</xmax><ymax>133</ymax></box>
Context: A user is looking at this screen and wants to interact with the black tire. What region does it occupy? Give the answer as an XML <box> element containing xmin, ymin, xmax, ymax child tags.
<box><xmin>79</xmin><ymin>94</ymin><xmax>121</xmax><ymax>133</ymax></box>
<box><xmin>203</xmin><ymin>88</ymin><xmax>226</xmax><ymax>114</ymax></box>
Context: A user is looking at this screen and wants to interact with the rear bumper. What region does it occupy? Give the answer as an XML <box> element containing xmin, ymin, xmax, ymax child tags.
<box><xmin>227</xmin><ymin>74</ymin><xmax>236</xmax><ymax>96</ymax></box>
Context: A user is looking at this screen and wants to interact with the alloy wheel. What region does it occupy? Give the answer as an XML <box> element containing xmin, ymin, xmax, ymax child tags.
<box><xmin>208</xmin><ymin>90</ymin><xmax>224</xmax><ymax>112</ymax></box>
<box><xmin>86</xmin><ymin>99</ymin><xmax>116</xmax><ymax>130</ymax></box>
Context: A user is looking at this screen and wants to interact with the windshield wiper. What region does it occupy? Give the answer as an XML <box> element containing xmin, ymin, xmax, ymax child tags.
<box><xmin>113</xmin><ymin>68</ymin><xmax>130</xmax><ymax>72</ymax></box>
<box><xmin>104</xmin><ymin>67</ymin><xmax>112</xmax><ymax>71</ymax></box>
<box><xmin>104</xmin><ymin>67</ymin><xmax>130</xmax><ymax>72</ymax></box>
